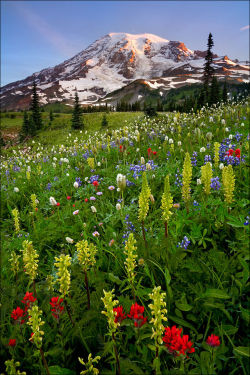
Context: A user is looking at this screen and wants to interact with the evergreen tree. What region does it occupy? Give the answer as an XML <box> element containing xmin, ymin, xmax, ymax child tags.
<box><xmin>19</xmin><ymin>111</ymin><xmax>30</xmax><ymax>140</ymax></box>
<box><xmin>30</xmin><ymin>81</ymin><xmax>43</xmax><ymax>133</ymax></box>
<box><xmin>197</xmin><ymin>88</ymin><xmax>206</xmax><ymax>109</ymax></box>
<box><xmin>101</xmin><ymin>114</ymin><xmax>108</xmax><ymax>127</ymax></box>
<box><xmin>144</xmin><ymin>103</ymin><xmax>157</xmax><ymax>117</ymax></box>
<box><xmin>49</xmin><ymin>110</ymin><xmax>54</xmax><ymax>122</ymax></box>
<box><xmin>0</xmin><ymin>132</ymin><xmax>5</xmax><ymax>148</ymax></box>
<box><xmin>209</xmin><ymin>76</ymin><xmax>220</xmax><ymax>105</ymax></box>
<box><xmin>203</xmin><ymin>33</ymin><xmax>215</xmax><ymax>97</ymax></box>
<box><xmin>71</xmin><ymin>91</ymin><xmax>83</xmax><ymax>130</ymax></box>
<box><xmin>222</xmin><ymin>80</ymin><xmax>228</xmax><ymax>102</ymax></box>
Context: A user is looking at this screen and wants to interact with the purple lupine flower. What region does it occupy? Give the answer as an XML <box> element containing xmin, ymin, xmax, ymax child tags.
<box><xmin>177</xmin><ymin>236</ymin><xmax>190</xmax><ymax>250</ymax></box>
<box><xmin>210</xmin><ymin>177</ymin><xmax>221</xmax><ymax>191</ymax></box>
<box><xmin>89</xmin><ymin>175</ymin><xmax>99</xmax><ymax>183</ymax></box>
<box><xmin>204</xmin><ymin>155</ymin><xmax>211</xmax><ymax>164</ymax></box>
<box><xmin>174</xmin><ymin>169</ymin><xmax>183</xmax><ymax>187</ymax></box>
<box><xmin>191</xmin><ymin>152</ymin><xmax>197</xmax><ymax>166</ymax></box>
<box><xmin>75</xmin><ymin>177</ymin><xmax>82</xmax><ymax>186</ymax></box>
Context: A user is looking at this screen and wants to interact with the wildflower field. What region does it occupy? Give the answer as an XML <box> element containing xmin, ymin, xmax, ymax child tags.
<box><xmin>1</xmin><ymin>100</ymin><xmax>249</xmax><ymax>375</ymax></box>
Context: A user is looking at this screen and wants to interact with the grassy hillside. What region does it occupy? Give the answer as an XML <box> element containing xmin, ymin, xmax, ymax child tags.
<box><xmin>1</xmin><ymin>112</ymin><xmax>145</xmax><ymax>146</ymax></box>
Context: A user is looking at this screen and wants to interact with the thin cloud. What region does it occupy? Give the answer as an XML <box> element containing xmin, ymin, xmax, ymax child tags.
<box><xmin>240</xmin><ymin>25</ymin><xmax>250</xmax><ymax>31</ymax></box>
<box><xmin>12</xmin><ymin>3</ymin><xmax>78</xmax><ymax>57</ymax></box>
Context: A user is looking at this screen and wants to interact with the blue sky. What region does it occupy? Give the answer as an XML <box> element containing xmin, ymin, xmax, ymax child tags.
<box><xmin>1</xmin><ymin>1</ymin><xmax>249</xmax><ymax>86</ymax></box>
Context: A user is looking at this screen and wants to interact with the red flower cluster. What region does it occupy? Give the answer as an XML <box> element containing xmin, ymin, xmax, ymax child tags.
<box><xmin>11</xmin><ymin>306</ymin><xmax>25</xmax><ymax>325</ymax></box>
<box><xmin>8</xmin><ymin>339</ymin><xmax>16</xmax><ymax>347</ymax></box>
<box><xmin>113</xmin><ymin>306</ymin><xmax>126</xmax><ymax>323</ymax></box>
<box><xmin>206</xmin><ymin>334</ymin><xmax>220</xmax><ymax>347</ymax></box>
<box><xmin>127</xmin><ymin>303</ymin><xmax>147</xmax><ymax>327</ymax></box>
<box><xmin>50</xmin><ymin>297</ymin><xmax>64</xmax><ymax>320</ymax></box>
<box><xmin>11</xmin><ymin>292</ymin><xmax>37</xmax><ymax>325</ymax></box>
<box><xmin>21</xmin><ymin>292</ymin><xmax>37</xmax><ymax>310</ymax></box>
<box><xmin>147</xmin><ymin>148</ymin><xmax>157</xmax><ymax>157</ymax></box>
<box><xmin>113</xmin><ymin>303</ymin><xmax>147</xmax><ymax>327</ymax></box>
<box><xmin>226</xmin><ymin>148</ymin><xmax>241</xmax><ymax>158</ymax></box>
<box><xmin>163</xmin><ymin>326</ymin><xmax>195</xmax><ymax>357</ymax></box>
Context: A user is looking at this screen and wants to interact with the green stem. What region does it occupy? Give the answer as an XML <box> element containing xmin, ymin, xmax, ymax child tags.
<box><xmin>112</xmin><ymin>332</ymin><xmax>121</xmax><ymax>375</ymax></box>
<box><xmin>39</xmin><ymin>347</ymin><xmax>50</xmax><ymax>375</ymax></box>
<box><xmin>84</xmin><ymin>269</ymin><xmax>90</xmax><ymax>310</ymax></box>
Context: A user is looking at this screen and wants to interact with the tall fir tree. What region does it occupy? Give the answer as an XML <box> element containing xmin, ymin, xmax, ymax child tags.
<box><xmin>222</xmin><ymin>80</ymin><xmax>228</xmax><ymax>102</ymax></box>
<box><xmin>19</xmin><ymin>111</ymin><xmax>30</xmax><ymax>140</ymax></box>
<box><xmin>71</xmin><ymin>91</ymin><xmax>83</xmax><ymax>130</ymax></box>
<box><xmin>209</xmin><ymin>76</ymin><xmax>220</xmax><ymax>105</ymax></box>
<box><xmin>30</xmin><ymin>81</ymin><xmax>43</xmax><ymax>133</ymax></box>
<box><xmin>203</xmin><ymin>33</ymin><xmax>215</xmax><ymax>98</ymax></box>
<box><xmin>49</xmin><ymin>110</ymin><xmax>54</xmax><ymax>122</ymax></box>
<box><xmin>101</xmin><ymin>114</ymin><xmax>108</xmax><ymax>127</ymax></box>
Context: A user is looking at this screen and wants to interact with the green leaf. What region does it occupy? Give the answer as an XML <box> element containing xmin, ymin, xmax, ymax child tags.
<box><xmin>233</xmin><ymin>347</ymin><xmax>250</xmax><ymax>357</ymax></box>
<box><xmin>108</xmin><ymin>272</ymin><xmax>122</xmax><ymax>285</ymax></box>
<box><xmin>222</xmin><ymin>325</ymin><xmax>238</xmax><ymax>335</ymax></box>
<box><xmin>168</xmin><ymin>315</ymin><xmax>198</xmax><ymax>334</ymax></box>
<box><xmin>200</xmin><ymin>289</ymin><xmax>230</xmax><ymax>299</ymax></box>
<box><xmin>175</xmin><ymin>301</ymin><xmax>193</xmax><ymax>311</ymax></box>
<box><xmin>48</xmin><ymin>366</ymin><xmax>76</xmax><ymax>375</ymax></box>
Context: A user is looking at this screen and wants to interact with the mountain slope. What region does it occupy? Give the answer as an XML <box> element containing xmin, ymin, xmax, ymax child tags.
<box><xmin>1</xmin><ymin>32</ymin><xmax>249</xmax><ymax>110</ymax></box>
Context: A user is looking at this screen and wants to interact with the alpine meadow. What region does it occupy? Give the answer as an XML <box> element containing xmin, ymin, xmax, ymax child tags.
<box><xmin>1</xmin><ymin>2</ymin><xmax>250</xmax><ymax>375</ymax></box>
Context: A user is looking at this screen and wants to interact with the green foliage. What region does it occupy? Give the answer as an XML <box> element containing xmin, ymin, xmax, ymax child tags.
<box><xmin>0</xmin><ymin>99</ymin><xmax>249</xmax><ymax>374</ymax></box>
<box><xmin>30</xmin><ymin>81</ymin><xmax>43</xmax><ymax>133</ymax></box>
<box><xmin>71</xmin><ymin>92</ymin><xmax>83</xmax><ymax>130</ymax></box>
<box><xmin>101</xmin><ymin>114</ymin><xmax>108</xmax><ymax>127</ymax></box>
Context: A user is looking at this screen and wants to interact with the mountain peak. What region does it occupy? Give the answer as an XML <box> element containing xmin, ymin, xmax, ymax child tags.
<box><xmin>1</xmin><ymin>32</ymin><xmax>249</xmax><ymax>110</ymax></box>
<box><xmin>107</xmin><ymin>32</ymin><xmax>169</xmax><ymax>43</ymax></box>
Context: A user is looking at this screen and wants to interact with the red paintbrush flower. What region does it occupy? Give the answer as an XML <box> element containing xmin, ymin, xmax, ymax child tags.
<box><xmin>8</xmin><ymin>339</ymin><xmax>16</xmax><ymax>347</ymax></box>
<box><xmin>206</xmin><ymin>334</ymin><xmax>220</xmax><ymax>347</ymax></box>
<box><xmin>127</xmin><ymin>303</ymin><xmax>147</xmax><ymax>327</ymax></box>
<box><xmin>227</xmin><ymin>149</ymin><xmax>234</xmax><ymax>156</ymax></box>
<box><xmin>50</xmin><ymin>297</ymin><xmax>64</xmax><ymax>320</ymax></box>
<box><xmin>163</xmin><ymin>326</ymin><xmax>195</xmax><ymax>357</ymax></box>
<box><xmin>235</xmin><ymin>148</ymin><xmax>241</xmax><ymax>158</ymax></box>
<box><xmin>11</xmin><ymin>307</ymin><xmax>25</xmax><ymax>324</ymax></box>
<box><xmin>113</xmin><ymin>306</ymin><xmax>126</xmax><ymax>324</ymax></box>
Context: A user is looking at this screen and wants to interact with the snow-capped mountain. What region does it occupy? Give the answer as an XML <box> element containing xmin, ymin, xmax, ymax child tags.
<box><xmin>1</xmin><ymin>32</ymin><xmax>249</xmax><ymax>110</ymax></box>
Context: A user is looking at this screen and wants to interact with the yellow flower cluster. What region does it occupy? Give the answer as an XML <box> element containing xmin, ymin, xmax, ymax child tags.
<box><xmin>79</xmin><ymin>353</ymin><xmax>101</xmax><ymax>375</ymax></box>
<box><xmin>124</xmin><ymin>233</ymin><xmax>137</xmax><ymax>286</ymax></box>
<box><xmin>76</xmin><ymin>240</ymin><xmax>97</xmax><ymax>271</ymax></box>
<box><xmin>149</xmin><ymin>286</ymin><xmax>168</xmax><ymax>345</ymax></box>
<box><xmin>31</xmin><ymin>194</ymin><xmax>37</xmax><ymax>212</ymax></box>
<box><xmin>138</xmin><ymin>172</ymin><xmax>151</xmax><ymax>222</ymax></box>
<box><xmin>27</xmin><ymin>305</ymin><xmax>45</xmax><ymax>349</ymax></box>
<box><xmin>201</xmin><ymin>162</ymin><xmax>213</xmax><ymax>195</ymax></box>
<box><xmin>54</xmin><ymin>254</ymin><xmax>71</xmax><ymax>297</ymax></box>
<box><xmin>214</xmin><ymin>142</ymin><xmax>220</xmax><ymax>168</ymax></box>
<box><xmin>10</xmin><ymin>251</ymin><xmax>21</xmax><ymax>278</ymax></box>
<box><xmin>26</xmin><ymin>171</ymin><xmax>30</xmax><ymax>180</ymax></box>
<box><xmin>161</xmin><ymin>175</ymin><xmax>173</xmax><ymax>223</ymax></box>
<box><xmin>4</xmin><ymin>359</ymin><xmax>26</xmax><ymax>375</ymax></box>
<box><xmin>101</xmin><ymin>289</ymin><xmax>119</xmax><ymax>334</ymax></box>
<box><xmin>46</xmin><ymin>275</ymin><xmax>54</xmax><ymax>293</ymax></box>
<box><xmin>181</xmin><ymin>153</ymin><xmax>192</xmax><ymax>205</ymax></box>
<box><xmin>22</xmin><ymin>240</ymin><xmax>39</xmax><ymax>281</ymax></box>
<box><xmin>12</xmin><ymin>208</ymin><xmax>20</xmax><ymax>232</ymax></box>
<box><xmin>222</xmin><ymin>165</ymin><xmax>235</xmax><ymax>204</ymax></box>
<box><xmin>87</xmin><ymin>157</ymin><xmax>95</xmax><ymax>170</ymax></box>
